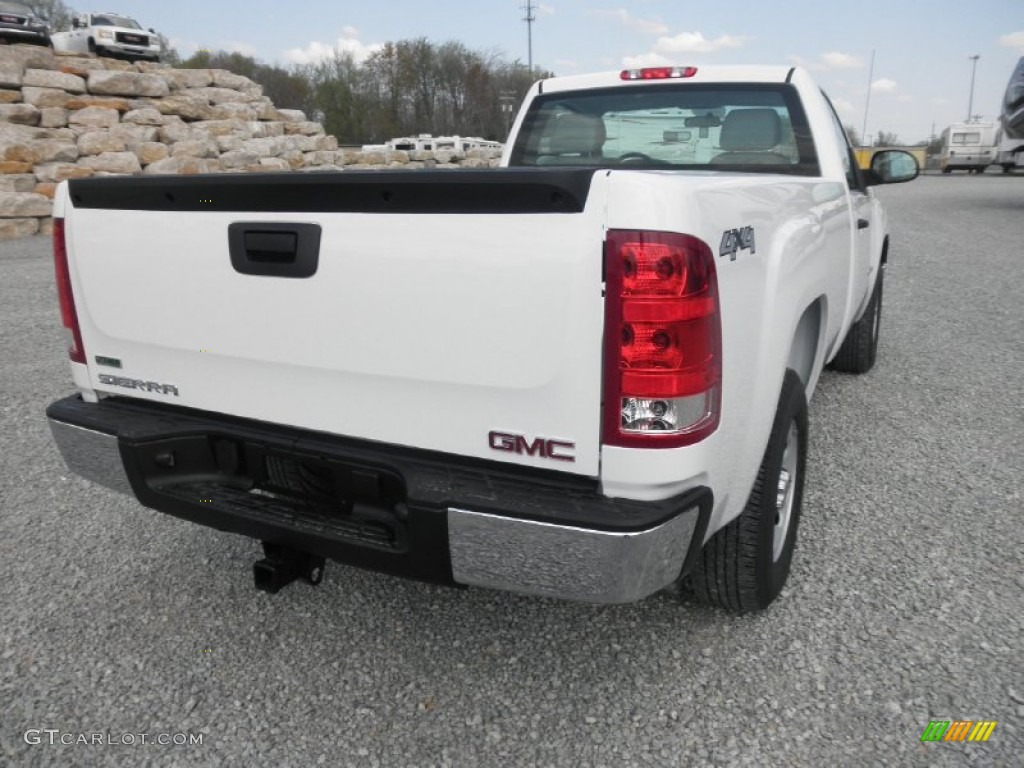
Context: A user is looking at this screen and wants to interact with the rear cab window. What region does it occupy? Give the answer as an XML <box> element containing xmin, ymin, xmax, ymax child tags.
<box><xmin>509</xmin><ymin>83</ymin><xmax>819</xmax><ymax>175</ymax></box>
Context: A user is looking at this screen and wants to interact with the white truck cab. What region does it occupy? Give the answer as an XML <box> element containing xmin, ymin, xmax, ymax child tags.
<box><xmin>51</xmin><ymin>11</ymin><xmax>161</xmax><ymax>62</ymax></box>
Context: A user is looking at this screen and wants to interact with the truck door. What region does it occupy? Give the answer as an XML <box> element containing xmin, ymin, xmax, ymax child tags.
<box><xmin>824</xmin><ymin>100</ymin><xmax>873</xmax><ymax>333</ymax></box>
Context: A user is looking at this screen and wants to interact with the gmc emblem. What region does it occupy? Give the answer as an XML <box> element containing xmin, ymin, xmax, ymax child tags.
<box><xmin>488</xmin><ymin>431</ymin><xmax>576</xmax><ymax>462</ymax></box>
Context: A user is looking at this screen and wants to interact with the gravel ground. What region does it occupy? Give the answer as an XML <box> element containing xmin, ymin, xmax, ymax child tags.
<box><xmin>1</xmin><ymin>174</ymin><xmax>1022</xmax><ymax>767</ymax></box>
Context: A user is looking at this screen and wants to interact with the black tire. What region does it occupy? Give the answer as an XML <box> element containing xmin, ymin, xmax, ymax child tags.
<box><xmin>942</xmin><ymin>167</ymin><xmax>951</xmax><ymax>174</ymax></box>
<box><xmin>87</xmin><ymin>38</ymin><xmax>96</xmax><ymax>54</ymax></box>
<box><xmin>687</xmin><ymin>369</ymin><xmax>808</xmax><ymax>612</ymax></box>
<box><xmin>829</xmin><ymin>268</ymin><xmax>883</xmax><ymax>374</ymax></box>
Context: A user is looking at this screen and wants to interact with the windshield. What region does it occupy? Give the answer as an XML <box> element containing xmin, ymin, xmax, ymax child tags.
<box><xmin>91</xmin><ymin>14</ymin><xmax>141</xmax><ymax>28</ymax></box>
<box><xmin>509</xmin><ymin>83</ymin><xmax>819</xmax><ymax>175</ymax></box>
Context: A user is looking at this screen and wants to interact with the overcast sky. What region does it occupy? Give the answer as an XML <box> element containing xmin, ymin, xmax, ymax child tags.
<box><xmin>124</xmin><ymin>0</ymin><xmax>1023</xmax><ymax>144</ymax></box>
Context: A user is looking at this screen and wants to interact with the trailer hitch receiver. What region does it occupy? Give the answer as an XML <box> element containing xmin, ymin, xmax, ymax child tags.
<box><xmin>254</xmin><ymin>542</ymin><xmax>326</xmax><ymax>593</ymax></box>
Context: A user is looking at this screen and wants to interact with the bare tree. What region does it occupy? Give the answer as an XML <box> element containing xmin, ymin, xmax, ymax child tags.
<box><xmin>20</xmin><ymin>0</ymin><xmax>75</xmax><ymax>32</ymax></box>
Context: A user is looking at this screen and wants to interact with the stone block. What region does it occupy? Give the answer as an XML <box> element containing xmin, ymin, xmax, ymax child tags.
<box><xmin>64</xmin><ymin>96</ymin><xmax>132</xmax><ymax>112</ymax></box>
<box><xmin>21</xmin><ymin>86</ymin><xmax>71</xmax><ymax>108</ymax></box>
<box><xmin>88</xmin><ymin>71</ymin><xmax>170</xmax><ymax>98</ymax></box>
<box><xmin>33</xmin><ymin>139</ymin><xmax>79</xmax><ymax>163</ymax></box>
<box><xmin>219</xmin><ymin>149</ymin><xmax>261</xmax><ymax>169</ymax></box>
<box><xmin>277</xmin><ymin>109</ymin><xmax>306</xmax><ymax>123</ymax></box>
<box><xmin>77</xmin><ymin>151</ymin><xmax>142</xmax><ymax>174</ymax></box>
<box><xmin>0</xmin><ymin>103</ymin><xmax>40</xmax><ymax>125</ymax></box>
<box><xmin>142</xmin><ymin>156</ymin><xmax>212</xmax><ymax>175</ymax></box>
<box><xmin>0</xmin><ymin>192</ymin><xmax>52</xmax><ymax>217</ymax></box>
<box><xmin>34</xmin><ymin>163</ymin><xmax>94</xmax><ymax>183</ymax></box>
<box><xmin>23</xmin><ymin>68</ymin><xmax>86</xmax><ymax>93</ymax></box>
<box><xmin>135</xmin><ymin>142</ymin><xmax>169</xmax><ymax>165</ymax></box>
<box><xmin>69</xmin><ymin>107</ymin><xmax>119</xmax><ymax>129</ymax></box>
<box><xmin>157</xmin><ymin>69</ymin><xmax>213</xmax><ymax>90</ymax></box>
<box><xmin>122</xmin><ymin>108</ymin><xmax>165</xmax><ymax>125</ymax></box>
<box><xmin>39</xmin><ymin>107</ymin><xmax>69</xmax><ymax>128</ymax></box>
<box><xmin>78</xmin><ymin>132</ymin><xmax>127</xmax><ymax>156</ymax></box>
<box><xmin>0</xmin><ymin>173</ymin><xmax>36</xmax><ymax>193</ymax></box>
<box><xmin>0</xmin><ymin>160</ymin><xmax>33</xmax><ymax>174</ymax></box>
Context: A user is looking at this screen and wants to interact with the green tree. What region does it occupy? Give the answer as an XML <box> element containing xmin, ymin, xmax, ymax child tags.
<box><xmin>874</xmin><ymin>130</ymin><xmax>900</xmax><ymax>147</ymax></box>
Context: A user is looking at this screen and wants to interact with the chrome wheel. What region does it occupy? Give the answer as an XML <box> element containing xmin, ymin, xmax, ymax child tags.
<box><xmin>773</xmin><ymin>422</ymin><xmax>799</xmax><ymax>562</ymax></box>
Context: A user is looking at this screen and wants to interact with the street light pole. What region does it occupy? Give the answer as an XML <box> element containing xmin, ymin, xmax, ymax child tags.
<box><xmin>967</xmin><ymin>54</ymin><xmax>980</xmax><ymax>122</ymax></box>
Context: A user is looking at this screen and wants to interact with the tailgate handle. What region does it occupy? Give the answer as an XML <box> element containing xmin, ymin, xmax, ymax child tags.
<box><xmin>228</xmin><ymin>222</ymin><xmax>321</xmax><ymax>278</ymax></box>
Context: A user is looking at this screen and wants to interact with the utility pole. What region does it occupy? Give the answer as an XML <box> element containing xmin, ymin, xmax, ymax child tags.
<box><xmin>967</xmin><ymin>54</ymin><xmax>980</xmax><ymax>122</ymax></box>
<box><xmin>861</xmin><ymin>49</ymin><xmax>875</xmax><ymax>146</ymax></box>
<box><xmin>522</xmin><ymin>1</ymin><xmax>536</xmax><ymax>73</ymax></box>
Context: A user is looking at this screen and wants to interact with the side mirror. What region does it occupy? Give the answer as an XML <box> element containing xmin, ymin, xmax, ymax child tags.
<box><xmin>148</xmin><ymin>28</ymin><xmax>155</xmax><ymax>33</ymax></box>
<box><xmin>866</xmin><ymin>149</ymin><xmax>919</xmax><ymax>185</ymax></box>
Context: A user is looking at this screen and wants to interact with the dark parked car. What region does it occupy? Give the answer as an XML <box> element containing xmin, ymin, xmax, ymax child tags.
<box><xmin>0</xmin><ymin>0</ymin><xmax>51</xmax><ymax>46</ymax></box>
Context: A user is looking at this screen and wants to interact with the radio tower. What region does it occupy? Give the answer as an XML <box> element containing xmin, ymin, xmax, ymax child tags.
<box><xmin>523</xmin><ymin>1</ymin><xmax>537</xmax><ymax>72</ymax></box>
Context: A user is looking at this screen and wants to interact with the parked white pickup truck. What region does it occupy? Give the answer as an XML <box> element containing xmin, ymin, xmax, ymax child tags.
<box><xmin>47</xmin><ymin>65</ymin><xmax>917</xmax><ymax>610</ymax></box>
<box><xmin>51</xmin><ymin>11</ymin><xmax>160</xmax><ymax>62</ymax></box>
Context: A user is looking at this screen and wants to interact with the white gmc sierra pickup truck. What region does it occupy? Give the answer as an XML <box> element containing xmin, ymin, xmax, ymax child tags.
<box><xmin>51</xmin><ymin>11</ymin><xmax>161</xmax><ymax>62</ymax></box>
<box><xmin>46</xmin><ymin>66</ymin><xmax>917</xmax><ymax>610</ymax></box>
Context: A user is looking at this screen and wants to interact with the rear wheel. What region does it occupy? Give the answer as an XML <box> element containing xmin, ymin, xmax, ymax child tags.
<box><xmin>829</xmin><ymin>268</ymin><xmax>883</xmax><ymax>374</ymax></box>
<box><xmin>686</xmin><ymin>370</ymin><xmax>808</xmax><ymax>612</ymax></box>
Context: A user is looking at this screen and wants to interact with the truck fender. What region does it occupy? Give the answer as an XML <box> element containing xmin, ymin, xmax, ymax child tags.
<box><xmin>786</xmin><ymin>297</ymin><xmax>826</xmax><ymax>396</ymax></box>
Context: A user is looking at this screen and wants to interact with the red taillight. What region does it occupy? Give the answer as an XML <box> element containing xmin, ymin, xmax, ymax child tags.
<box><xmin>603</xmin><ymin>230</ymin><xmax>721</xmax><ymax>448</ymax></box>
<box><xmin>620</xmin><ymin>66</ymin><xmax>698</xmax><ymax>81</ymax></box>
<box><xmin>53</xmin><ymin>218</ymin><xmax>86</xmax><ymax>364</ymax></box>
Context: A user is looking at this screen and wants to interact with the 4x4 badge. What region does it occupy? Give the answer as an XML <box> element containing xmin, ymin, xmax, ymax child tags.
<box><xmin>720</xmin><ymin>226</ymin><xmax>755</xmax><ymax>261</ymax></box>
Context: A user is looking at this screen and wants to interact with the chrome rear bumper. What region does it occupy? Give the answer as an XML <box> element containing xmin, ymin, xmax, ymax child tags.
<box><xmin>48</xmin><ymin>409</ymin><xmax>710</xmax><ymax>604</ymax></box>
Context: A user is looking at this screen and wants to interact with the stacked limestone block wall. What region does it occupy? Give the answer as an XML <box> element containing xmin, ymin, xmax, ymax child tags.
<box><xmin>0</xmin><ymin>44</ymin><xmax>503</xmax><ymax>239</ymax></box>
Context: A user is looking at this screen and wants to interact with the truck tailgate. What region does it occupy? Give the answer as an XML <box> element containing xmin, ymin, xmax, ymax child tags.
<box><xmin>60</xmin><ymin>171</ymin><xmax>607</xmax><ymax>476</ymax></box>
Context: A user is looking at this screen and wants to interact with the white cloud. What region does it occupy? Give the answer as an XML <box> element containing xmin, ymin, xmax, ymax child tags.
<box><xmin>538</xmin><ymin>3</ymin><xmax>556</xmax><ymax>15</ymax></box>
<box><xmin>283</xmin><ymin>29</ymin><xmax>384</xmax><ymax>66</ymax></box>
<box><xmin>821</xmin><ymin>51</ymin><xmax>862</xmax><ymax>69</ymax></box>
<box><xmin>554</xmin><ymin>58</ymin><xmax>580</xmax><ymax>71</ymax></box>
<box><xmin>591</xmin><ymin>8</ymin><xmax>670</xmax><ymax>35</ymax></box>
<box><xmin>654</xmin><ymin>31</ymin><xmax>748</xmax><ymax>54</ymax></box>
<box><xmin>871</xmin><ymin>78</ymin><xmax>898</xmax><ymax>93</ymax></box>
<box><xmin>788</xmin><ymin>52</ymin><xmax>862</xmax><ymax>71</ymax></box>
<box><xmin>621</xmin><ymin>31</ymin><xmax>747</xmax><ymax>69</ymax></box>
<box><xmin>621</xmin><ymin>51</ymin><xmax>674</xmax><ymax>68</ymax></box>
<box><xmin>832</xmin><ymin>97</ymin><xmax>855</xmax><ymax>116</ymax></box>
<box><xmin>999</xmin><ymin>31</ymin><xmax>1024</xmax><ymax>50</ymax></box>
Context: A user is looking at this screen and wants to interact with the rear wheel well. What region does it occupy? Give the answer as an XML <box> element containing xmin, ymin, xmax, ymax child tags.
<box><xmin>786</xmin><ymin>298</ymin><xmax>824</xmax><ymax>391</ymax></box>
